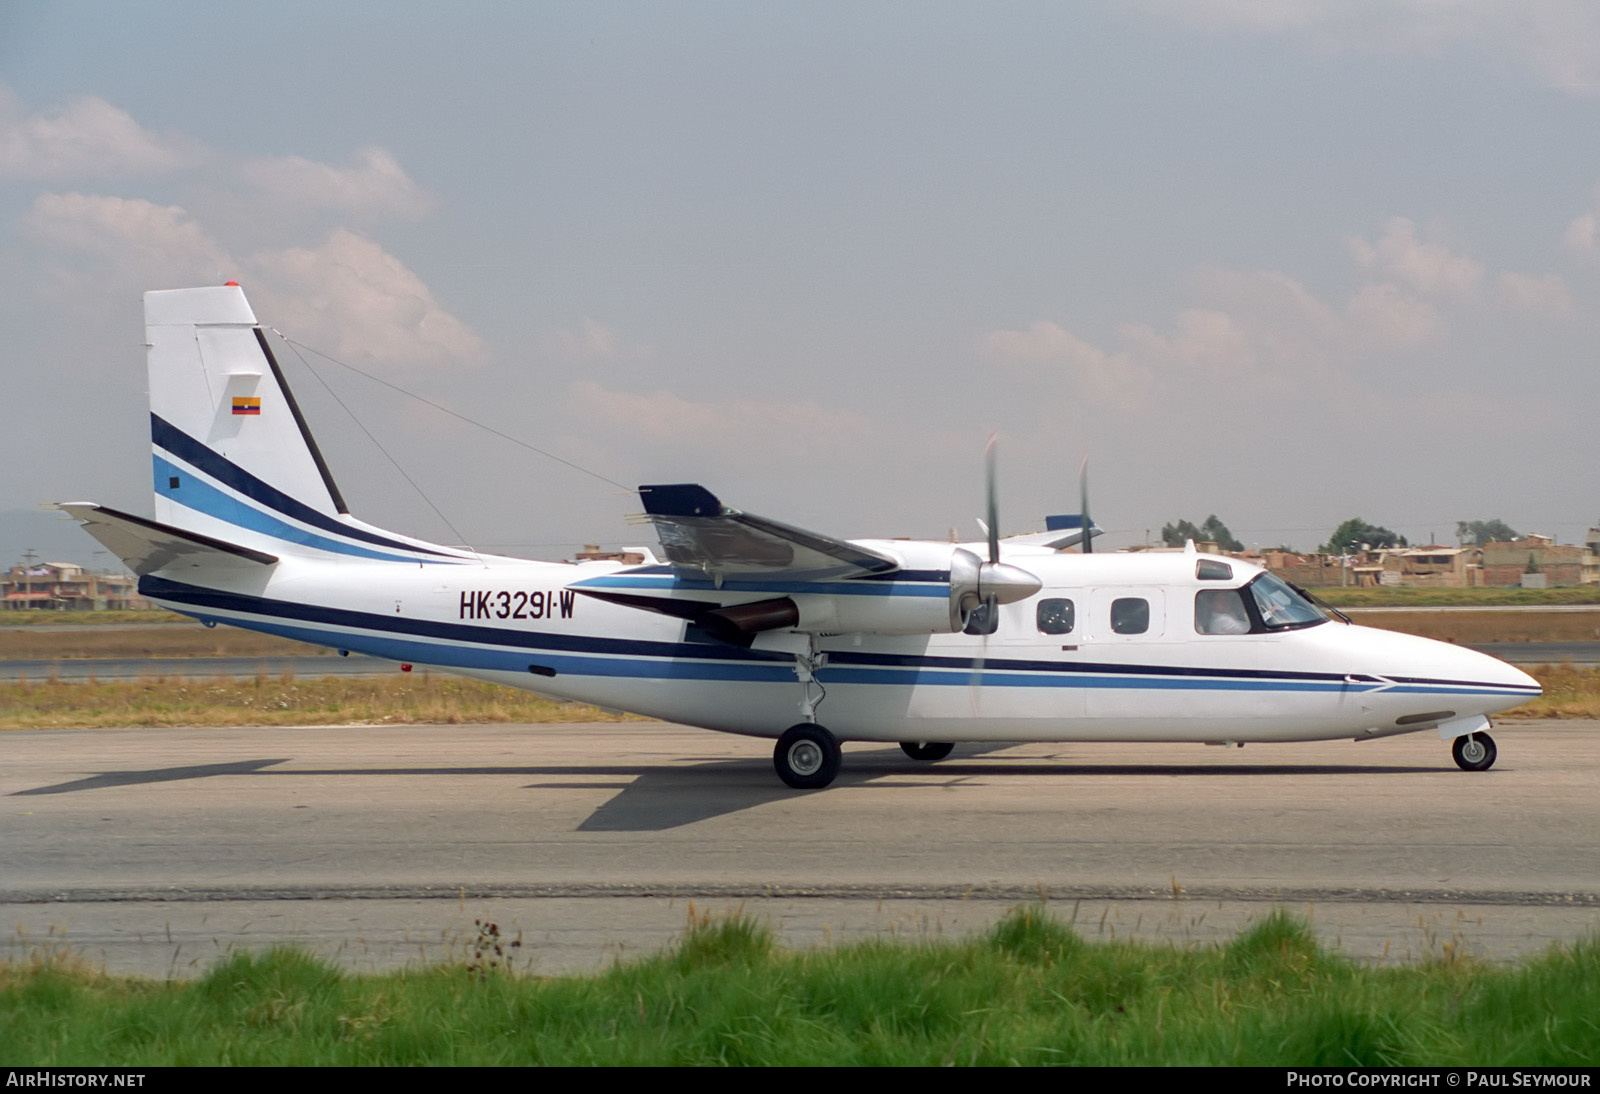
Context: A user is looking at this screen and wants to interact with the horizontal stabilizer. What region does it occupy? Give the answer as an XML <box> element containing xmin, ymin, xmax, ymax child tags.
<box><xmin>638</xmin><ymin>483</ymin><xmax>901</xmax><ymax>582</ymax></box>
<box><xmin>57</xmin><ymin>503</ymin><xmax>278</xmax><ymax>575</ymax></box>
<box><xmin>1004</xmin><ymin>513</ymin><xmax>1102</xmax><ymax>550</ymax></box>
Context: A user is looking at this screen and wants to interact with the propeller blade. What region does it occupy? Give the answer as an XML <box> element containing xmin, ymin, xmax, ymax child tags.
<box><xmin>985</xmin><ymin>434</ymin><xmax>1000</xmax><ymax>565</ymax></box>
<box><xmin>1079</xmin><ymin>456</ymin><xmax>1092</xmax><ymax>554</ymax></box>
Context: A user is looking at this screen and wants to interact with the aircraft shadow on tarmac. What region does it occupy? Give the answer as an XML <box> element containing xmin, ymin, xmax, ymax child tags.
<box><xmin>11</xmin><ymin>747</ymin><xmax>1445</xmax><ymax>831</ymax></box>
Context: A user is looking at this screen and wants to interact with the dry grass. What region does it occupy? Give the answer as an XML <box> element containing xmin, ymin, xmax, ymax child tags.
<box><xmin>0</xmin><ymin>671</ymin><xmax>632</xmax><ymax>729</ymax></box>
<box><xmin>1316</xmin><ymin>586</ymin><xmax>1600</xmax><ymax>607</ymax></box>
<box><xmin>0</xmin><ymin>609</ymin><xmax>185</xmax><ymax>626</ymax></box>
<box><xmin>1349</xmin><ymin>609</ymin><xmax>1600</xmax><ymax>645</ymax></box>
<box><xmin>0</xmin><ymin>624</ymin><xmax>325</xmax><ymax>661</ymax></box>
<box><xmin>1501</xmin><ymin>664</ymin><xmax>1600</xmax><ymax>719</ymax></box>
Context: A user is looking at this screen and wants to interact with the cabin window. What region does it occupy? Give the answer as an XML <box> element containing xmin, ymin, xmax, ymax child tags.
<box><xmin>1036</xmin><ymin>598</ymin><xmax>1075</xmax><ymax>635</ymax></box>
<box><xmin>1196</xmin><ymin>559</ymin><xmax>1232</xmax><ymax>581</ymax></box>
<box><xmin>1110</xmin><ymin>597</ymin><xmax>1149</xmax><ymax>635</ymax></box>
<box><xmin>963</xmin><ymin>601</ymin><xmax>998</xmax><ymax>635</ymax></box>
<box><xmin>1195</xmin><ymin>589</ymin><xmax>1251</xmax><ymax>635</ymax></box>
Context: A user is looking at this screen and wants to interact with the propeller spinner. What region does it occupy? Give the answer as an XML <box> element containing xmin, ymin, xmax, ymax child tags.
<box><xmin>948</xmin><ymin>439</ymin><xmax>1041</xmax><ymax>630</ymax></box>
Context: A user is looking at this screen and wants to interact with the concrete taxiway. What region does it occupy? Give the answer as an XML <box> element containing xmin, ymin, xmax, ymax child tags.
<box><xmin>2</xmin><ymin>719</ymin><xmax>1596</xmax><ymax>976</ymax></box>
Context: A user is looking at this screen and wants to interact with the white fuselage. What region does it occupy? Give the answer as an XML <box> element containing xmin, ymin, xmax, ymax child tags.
<box><xmin>139</xmin><ymin>543</ymin><xmax>1540</xmax><ymax>747</ymax></box>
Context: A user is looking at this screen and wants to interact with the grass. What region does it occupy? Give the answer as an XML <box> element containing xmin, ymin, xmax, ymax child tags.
<box><xmin>0</xmin><ymin>671</ymin><xmax>631</xmax><ymax>728</ymax></box>
<box><xmin>2</xmin><ymin>908</ymin><xmax>1596</xmax><ymax>1066</ymax></box>
<box><xmin>1348</xmin><ymin>610</ymin><xmax>1600</xmax><ymax>644</ymax></box>
<box><xmin>0</xmin><ymin>609</ymin><xmax>187</xmax><ymax>626</ymax></box>
<box><xmin>1503</xmin><ymin>664</ymin><xmax>1600</xmax><ymax>719</ymax></box>
<box><xmin>1314</xmin><ymin>586</ymin><xmax>1600</xmax><ymax>607</ymax></box>
<box><xmin>0</xmin><ymin>621</ymin><xmax>322</xmax><ymax>660</ymax></box>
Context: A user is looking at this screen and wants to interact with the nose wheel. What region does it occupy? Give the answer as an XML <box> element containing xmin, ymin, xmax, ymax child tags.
<box><xmin>774</xmin><ymin>723</ymin><xmax>842</xmax><ymax>789</ymax></box>
<box><xmin>1452</xmin><ymin>732</ymin><xmax>1497</xmax><ymax>772</ymax></box>
<box><xmin>900</xmin><ymin>740</ymin><xmax>954</xmax><ymax>761</ymax></box>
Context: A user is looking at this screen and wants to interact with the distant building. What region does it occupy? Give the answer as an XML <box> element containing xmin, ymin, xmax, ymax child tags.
<box><xmin>1</xmin><ymin>562</ymin><xmax>147</xmax><ymax>610</ymax></box>
<box><xmin>1256</xmin><ymin>549</ymin><xmax>1346</xmax><ymax>587</ymax></box>
<box><xmin>571</xmin><ymin>544</ymin><xmax>652</xmax><ymax>565</ymax></box>
<box><xmin>1480</xmin><ymin>535</ymin><xmax>1600</xmax><ymax>587</ymax></box>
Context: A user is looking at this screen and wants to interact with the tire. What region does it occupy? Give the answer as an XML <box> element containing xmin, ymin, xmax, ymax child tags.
<box><xmin>1452</xmin><ymin>732</ymin><xmax>1497</xmax><ymax>772</ymax></box>
<box><xmin>900</xmin><ymin>740</ymin><xmax>954</xmax><ymax>762</ymax></box>
<box><xmin>773</xmin><ymin>723</ymin><xmax>842</xmax><ymax>789</ymax></box>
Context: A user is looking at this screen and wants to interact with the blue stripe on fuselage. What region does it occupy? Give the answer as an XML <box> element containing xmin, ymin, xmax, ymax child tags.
<box><xmin>139</xmin><ymin>575</ymin><xmax>1536</xmax><ymax>697</ymax></box>
<box><xmin>152</xmin><ymin>456</ymin><xmax>428</xmax><ymax>563</ymax></box>
<box><xmin>151</xmin><ymin>414</ymin><xmax>460</xmax><ymax>559</ymax></box>
<box><xmin>570</xmin><ymin>573</ymin><xmax>950</xmax><ymax>597</ymax></box>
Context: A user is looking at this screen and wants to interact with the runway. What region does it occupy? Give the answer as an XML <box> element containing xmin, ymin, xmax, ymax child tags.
<box><xmin>3</xmin><ymin>720</ymin><xmax>1597</xmax><ymax>976</ymax></box>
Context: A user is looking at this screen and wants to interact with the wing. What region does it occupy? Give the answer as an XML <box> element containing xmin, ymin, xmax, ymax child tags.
<box><xmin>58</xmin><ymin>503</ymin><xmax>278</xmax><ymax>575</ymax></box>
<box><xmin>636</xmin><ymin>483</ymin><xmax>900</xmax><ymax>582</ymax></box>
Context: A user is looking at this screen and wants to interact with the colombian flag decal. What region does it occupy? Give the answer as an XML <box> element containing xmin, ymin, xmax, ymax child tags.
<box><xmin>232</xmin><ymin>397</ymin><xmax>261</xmax><ymax>415</ymax></box>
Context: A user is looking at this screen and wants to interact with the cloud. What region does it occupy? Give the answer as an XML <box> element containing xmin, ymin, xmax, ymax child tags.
<box><xmin>544</xmin><ymin>318</ymin><xmax>654</xmax><ymax>367</ymax></box>
<box><xmin>1343</xmin><ymin>282</ymin><xmax>1445</xmax><ymax>347</ymax></box>
<box><xmin>0</xmin><ymin>87</ymin><xmax>202</xmax><ymax>180</ymax></box>
<box><xmin>20</xmin><ymin>195</ymin><xmax>481</xmax><ymax>367</ymax></box>
<box><xmin>980</xmin><ymin>319</ymin><xmax>1155</xmax><ymax>409</ymax></box>
<box><xmin>235</xmin><ymin>146</ymin><xmax>433</xmax><ymax>219</ymax></box>
<box><xmin>1345</xmin><ymin>217</ymin><xmax>1483</xmax><ymax>297</ymax></box>
<box><xmin>1150</xmin><ymin>0</ymin><xmax>1600</xmax><ymax>97</ymax></box>
<box><xmin>251</xmin><ymin>229</ymin><xmax>483</xmax><ymax>366</ymax></box>
<box><xmin>20</xmin><ymin>192</ymin><xmax>229</xmax><ymax>286</ymax></box>
<box><xmin>1496</xmin><ymin>271</ymin><xmax>1574</xmax><ymax>316</ymax></box>
<box><xmin>566</xmin><ymin>379</ymin><xmax>873</xmax><ymax>455</ymax></box>
<box><xmin>1563</xmin><ymin>210</ymin><xmax>1597</xmax><ymax>253</ymax></box>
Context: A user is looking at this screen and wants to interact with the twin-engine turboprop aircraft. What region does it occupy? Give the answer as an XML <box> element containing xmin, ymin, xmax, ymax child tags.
<box><xmin>64</xmin><ymin>285</ymin><xmax>1540</xmax><ymax>788</ymax></box>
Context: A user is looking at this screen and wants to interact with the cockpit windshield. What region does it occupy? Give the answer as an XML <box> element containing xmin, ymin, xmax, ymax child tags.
<box><xmin>1246</xmin><ymin>572</ymin><xmax>1329</xmax><ymax>631</ymax></box>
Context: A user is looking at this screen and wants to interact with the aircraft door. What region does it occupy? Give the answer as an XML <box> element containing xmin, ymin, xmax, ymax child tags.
<box><xmin>1080</xmin><ymin>588</ymin><xmax>1167</xmax><ymax>645</ymax></box>
<box><xmin>1079</xmin><ymin>588</ymin><xmax>1177</xmax><ymax>721</ymax></box>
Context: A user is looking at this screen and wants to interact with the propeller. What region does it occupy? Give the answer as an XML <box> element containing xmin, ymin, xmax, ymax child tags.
<box><xmin>1079</xmin><ymin>456</ymin><xmax>1092</xmax><ymax>554</ymax></box>
<box><xmin>955</xmin><ymin>437</ymin><xmax>1042</xmax><ymax>713</ymax></box>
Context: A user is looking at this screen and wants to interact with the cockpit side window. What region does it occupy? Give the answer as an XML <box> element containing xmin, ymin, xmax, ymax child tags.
<box><xmin>1246</xmin><ymin>572</ymin><xmax>1328</xmax><ymax>631</ymax></box>
<box><xmin>1195</xmin><ymin>589</ymin><xmax>1251</xmax><ymax>635</ymax></box>
<box><xmin>1037</xmin><ymin>598</ymin><xmax>1074</xmax><ymax>635</ymax></box>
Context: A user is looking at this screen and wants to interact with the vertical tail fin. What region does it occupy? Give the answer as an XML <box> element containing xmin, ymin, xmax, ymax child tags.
<box><xmin>146</xmin><ymin>285</ymin><xmax>465</xmax><ymax>563</ymax></box>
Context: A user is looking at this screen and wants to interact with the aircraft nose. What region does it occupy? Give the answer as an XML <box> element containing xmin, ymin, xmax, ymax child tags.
<box><xmin>1443</xmin><ymin>640</ymin><xmax>1542</xmax><ymax>710</ymax></box>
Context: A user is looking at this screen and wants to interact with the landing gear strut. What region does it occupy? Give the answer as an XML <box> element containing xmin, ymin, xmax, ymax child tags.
<box><xmin>774</xmin><ymin>723</ymin><xmax>841</xmax><ymax>789</ymax></box>
<box><xmin>900</xmin><ymin>741</ymin><xmax>954</xmax><ymax>762</ymax></box>
<box><xmin>1452</xmin><ymin>732</ymin><xmax>1497</xmax><ymax>772</ymax></box>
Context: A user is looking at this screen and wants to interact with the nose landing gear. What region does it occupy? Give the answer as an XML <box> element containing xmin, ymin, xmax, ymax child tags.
<box><xmin>1452</xmin><ymin>732</ymin><xmax>1497</xmax><ymax>772</ymax></box>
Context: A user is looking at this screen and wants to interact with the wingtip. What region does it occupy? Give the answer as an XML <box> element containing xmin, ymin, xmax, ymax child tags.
<box><xmin>638</xmin><ymin>483</ymin><xmax>723</xmax><ymax>518</ymax></box>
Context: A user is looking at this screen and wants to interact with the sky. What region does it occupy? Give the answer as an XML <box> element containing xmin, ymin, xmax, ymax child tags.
<box><xmin>4</xmin><ymin>0</ymin><xmax>1600</xmax><ymax>566</ymax></box>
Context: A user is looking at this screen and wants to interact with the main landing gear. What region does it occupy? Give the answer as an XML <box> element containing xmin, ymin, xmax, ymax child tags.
<box><xmin>900</xmin><ymin>741</ymin><xmax>954</xmax><ymax>762</ymax></box>
<box><xmin>774</xmin><ymin>723</ymin><xmax>842</xmax><ymax>789</ymax></box>
<box><xmin>1452</xmin><ymin>732</ymin><xmax>1497</xmax><ymax>772</ymax></box>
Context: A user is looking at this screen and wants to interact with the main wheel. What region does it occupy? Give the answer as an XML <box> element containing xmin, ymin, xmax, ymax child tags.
<box><xmin>774</xmin><ymin>723</ymin><xmax>842</xmax><ymax>789</ymax></box>
<box><xmin>1452</xmin><ymin>732</ymin><xmax>1497</xmax><ymax>772</ymax></box>
<box><xmin>900</xmin><ymin>740</ymin><xmax>954</xmax><ymax>762</ymax></box>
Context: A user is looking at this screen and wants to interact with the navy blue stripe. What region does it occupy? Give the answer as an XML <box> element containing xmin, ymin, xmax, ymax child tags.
<box><xmin>137</xmin><ymin>575</ymin><xmax>1533</xmax><ymax>695</ymax></box>
<box><xmin>150</xmin><ymin>414</ymin><xmax>457</xmax><ymax>559</ymax></box>
<box><xmin>828</xmin><ymin>648</ymin><xmax>1348</xmax><ymax>684</ymax></box>
<box><xmin>139</xmin><ymin>575</ymin><xmax>790</xmax><ymax>664</ymax></box>
<box><xmin>604</xmin><ymin>563</ymin><xmax>949</xmax><ymax>585</ymax></box>
<box><xmin>826</xmin><ymin>649</ymin><xmax>1534</xmax><ymax>692</ymax></box>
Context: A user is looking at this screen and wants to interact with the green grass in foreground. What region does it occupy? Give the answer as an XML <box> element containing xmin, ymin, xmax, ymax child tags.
<box><xmin>3</xmin><ymin>909</ymin><xmax>1597</xmax><ymax>1066</ymax></box>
